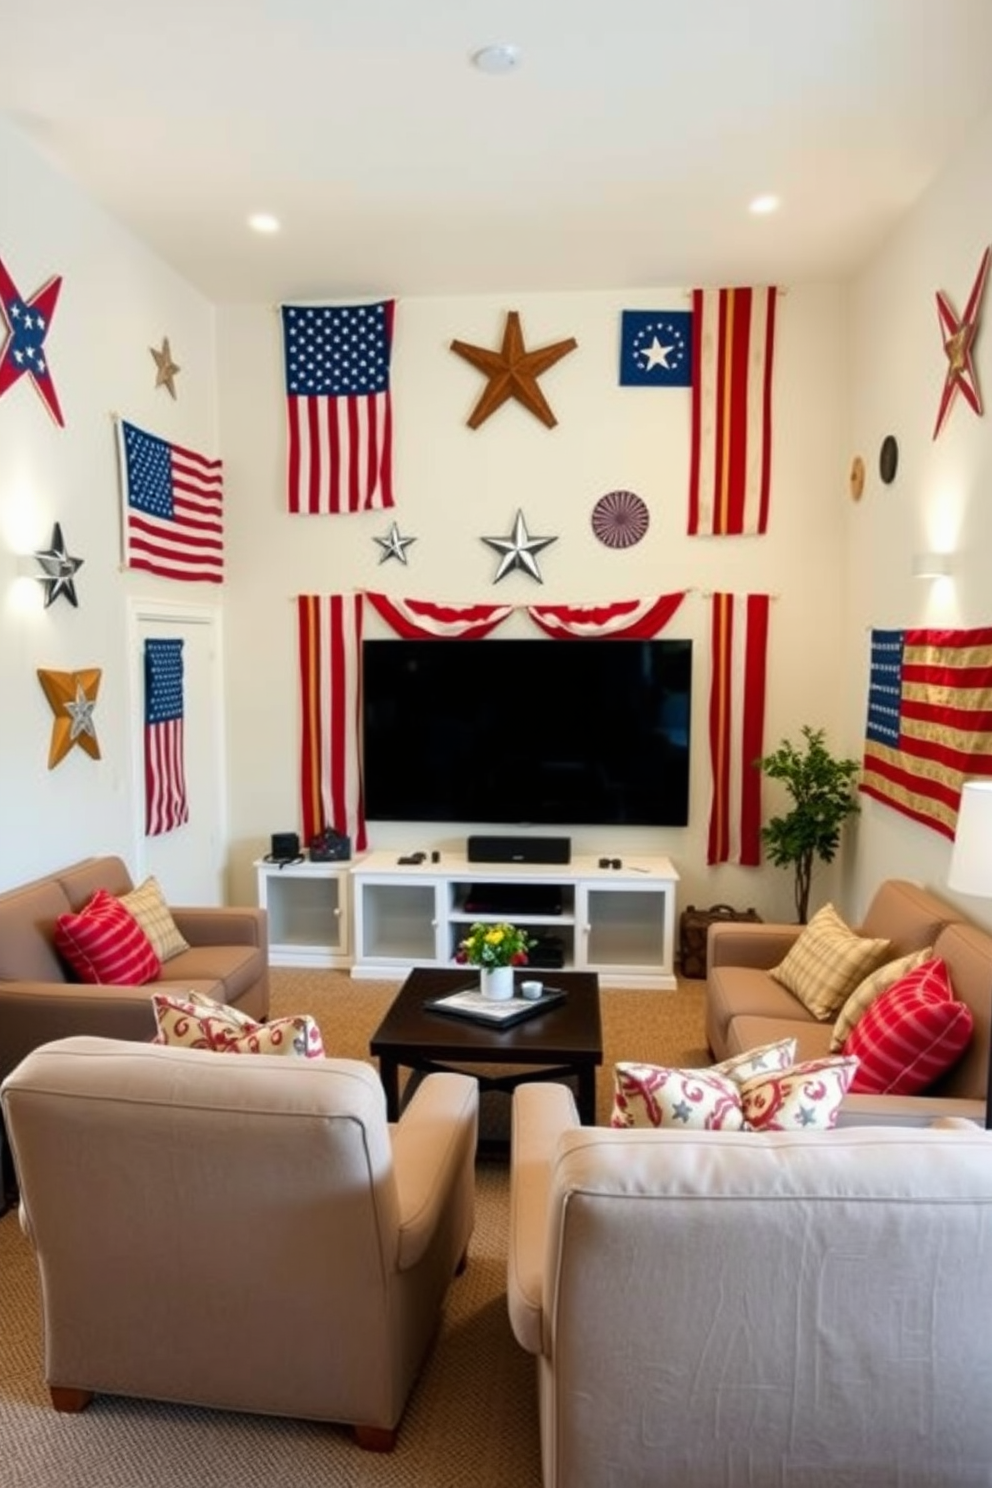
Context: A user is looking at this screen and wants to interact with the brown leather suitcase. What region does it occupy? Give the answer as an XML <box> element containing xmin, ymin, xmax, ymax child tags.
<box><xmin>679</xmin><ymin>902</ymin><xmax>762</xmax><ymax>979</ymax></box>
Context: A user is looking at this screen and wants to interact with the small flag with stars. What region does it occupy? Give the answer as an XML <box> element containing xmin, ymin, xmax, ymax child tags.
<box><xmin>282</xmin><ymin>299</ymin><xmax>396</xmax><ymax>515</ymax></box>
<box><xmin>144</xmin><ymin>638</ymin><xmax>189</xmax><ymax>837</ymax></box>
<box><xmin>619</xmin><ymin>309</ymin><xmax>693</xmax><ymax>387</ymax></box>
<box><xmin>118</xmin><ymin>419</ymin><xmax>223</xmax><ymax>583</ymax></box>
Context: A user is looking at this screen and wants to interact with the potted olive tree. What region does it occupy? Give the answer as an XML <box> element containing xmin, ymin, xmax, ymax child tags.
<box><xmin>757</xmin><ymin>725</ymin><xmax>861</xmax><ymax>923</ymax></box>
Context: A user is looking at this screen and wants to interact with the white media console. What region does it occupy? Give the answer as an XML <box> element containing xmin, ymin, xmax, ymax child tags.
<box><xmin>350</xmin><ymin>851</ymin><xmax>679</xmax><ymax>989</ymax></box>
<box><xmin>257</xmin><ymin>851</ymin><xmax>680</xmax><ymax>988</ymax></box>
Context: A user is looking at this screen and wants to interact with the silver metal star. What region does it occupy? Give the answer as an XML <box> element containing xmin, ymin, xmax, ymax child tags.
<box><xmin>33</xmin><ymin>522</ymin><xmax>83</xmax><ymax>608</ymax></box>
<box><xmin>481</xmin><ymin>509</ymin><xmax>557</xmax><ymax>583</ymax></box>
<box><xmin>374</xmin><ymin>521</ymin><xmax>417</xmax><ymax>565</ymax></box>
<box><xmin>64</xmin><ymin>683</ymin><xmax>97</xmax><ymax>740</ymax></box>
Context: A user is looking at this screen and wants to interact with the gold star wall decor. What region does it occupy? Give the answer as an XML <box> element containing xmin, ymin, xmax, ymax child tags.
<box><xmin>450</xmin><ymin>311</ymin><xmax>577</xmax><ymax>429</ymax></box>
<box><xmin>150</xmin><ymin>336</ymin><xmax>180</xmax><ymax>398</ymax></box>
<box><xmin>37</xmin><ymin>667</ymin><xmax>102</xmax><ymax>768</ymax></box>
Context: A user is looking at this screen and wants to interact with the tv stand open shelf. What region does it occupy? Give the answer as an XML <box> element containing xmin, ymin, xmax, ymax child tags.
<box><xmin>350</xmin><ymin>852</ymin><xmax>679</xmax><ymax>989</ymax></box>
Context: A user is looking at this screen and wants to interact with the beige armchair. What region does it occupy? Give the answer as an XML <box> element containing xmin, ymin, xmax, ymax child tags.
<box><xmin>508</xmin><ymin>1082</ymin><xmax>992</xmax><ymax>1488</ymax></box>
<box><xmin>1</xmin><ymin>1037</ymin><xmax>478</xmax><ymax>1450</ymax></box>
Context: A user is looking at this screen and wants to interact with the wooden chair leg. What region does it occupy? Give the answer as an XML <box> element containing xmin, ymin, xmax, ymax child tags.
<box><xmin>50</xmin><ymin>1386</ymin><xmax>93</xmax><ymax>1413</ymax></box>
<box><xmin>353</xmin><ymin>1423</ymin><xmax>398</xmax><ymax>1452</ymax></box>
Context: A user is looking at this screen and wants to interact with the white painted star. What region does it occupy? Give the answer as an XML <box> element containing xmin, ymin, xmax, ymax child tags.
<box><xmin>374</xmin><ymin>521</ymin><xmax>416</xmax><ymax>565</ymax></box>
<box><xmin>481</xmin><ymin>509</ymin><xmax>557</xmax><ymax>583</ymax></box>
<box><xmin>639</xmin><ymin>335</ymin><xmax>675</xmax><ymax>370</ymax></box>
<box><xmin>64</xmin><ymin>684</ymin><xmax>97</xmax><ymax>740</ymax></box>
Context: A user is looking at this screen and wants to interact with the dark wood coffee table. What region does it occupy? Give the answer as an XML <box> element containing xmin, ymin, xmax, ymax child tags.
<box><xmin>370</xmin><ymin>967</ymin><xmax>602</xmax><ymax>1126</ymax></box>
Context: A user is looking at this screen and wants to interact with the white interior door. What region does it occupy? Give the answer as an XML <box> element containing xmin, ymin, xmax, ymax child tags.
<box><xmin>128</xmin><ymin>598</ymin><xmax>226</xmax><ymax>905</ymax></box>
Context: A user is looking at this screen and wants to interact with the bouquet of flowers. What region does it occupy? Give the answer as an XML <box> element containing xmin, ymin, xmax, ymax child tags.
<box><xmin>456</xmin><ymin>921</ymin><xmax>534</xmax><ymax>969</ymax></box>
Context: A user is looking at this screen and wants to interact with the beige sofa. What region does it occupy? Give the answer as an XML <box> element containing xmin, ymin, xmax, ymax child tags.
<box><xmin>1</xmin><ymin>1036</ymin><xmax>478</xmax><ymax>1449</ymax></box>
<box><xmin>0</xmin><ymin>856</ymin><xmax>269</xmax><ymax>1088</ymax></box>
<box><xmin>706</xmin><ymin>878</ymin><xmax>990</xmax><ymax>1125</ymax></box>
<box><xmin>508</xmin><ymin>1081</ymin><xmax>992</xmax><ymax>1488</ymax></box>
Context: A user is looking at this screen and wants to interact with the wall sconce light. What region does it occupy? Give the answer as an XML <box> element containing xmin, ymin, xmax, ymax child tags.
<box><xmin>911</xmin><ymin>551</ymin><xmax>953</xmax><ymax>579</ymax></box>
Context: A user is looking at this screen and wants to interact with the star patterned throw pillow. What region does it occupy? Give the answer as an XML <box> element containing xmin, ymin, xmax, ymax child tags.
<box><xmin>611</xmin><ymin>1042</ymin><xmax>857</xmax><ymax>1132</ymax></box>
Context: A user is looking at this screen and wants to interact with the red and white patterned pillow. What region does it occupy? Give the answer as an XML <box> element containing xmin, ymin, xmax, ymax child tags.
<box><xmin>611</xmin><ymin>1042</ymin><xmax>856</xmax><ymax>1132</ymax></box>
<box><xmin>54</xmin><ymin>888</ymin><xmax>161</xmax><ymax>986</ymax></box>
<box><xmin>737</xmin><ymin>1055</ymin><xmax>858</xmax><ymax>1130</ymax></box>
<box><xmin>152</xmin><ymin>990</ymin><xmax>325</xmax><ymax>1059</ymax></box>
<box><xmin>842</xmin><ymin>958</ymin><xmax>972</xmax><ymax>1095</ymax></box>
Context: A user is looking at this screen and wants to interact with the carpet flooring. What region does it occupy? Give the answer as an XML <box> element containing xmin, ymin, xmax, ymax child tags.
<box><xmin>0</xmin><ymin>970</ymin><xmax>708</xmax><ymax>1488</ymax></box>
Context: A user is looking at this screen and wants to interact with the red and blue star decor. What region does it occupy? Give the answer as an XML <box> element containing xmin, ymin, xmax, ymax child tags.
<box><xmin>933</xmin><ymin>245</ymin><xmax>990</xmax><ymax>440</ymax></box>
<box><xmin>0</xmin><ymin>250</ymin><xmax>64</xmax><ymax>426</ymax></box>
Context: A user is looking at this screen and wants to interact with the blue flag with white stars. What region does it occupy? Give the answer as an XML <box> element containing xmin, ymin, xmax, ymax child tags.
<box><xmin>619</xmin><ymin>309</ymin><xmax>693</xmax><ymax>387</ymax></box>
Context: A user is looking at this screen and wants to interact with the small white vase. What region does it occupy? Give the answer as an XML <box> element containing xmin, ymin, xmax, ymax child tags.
<box><xmin>480</xmin><ymin>964</ymin><xmax>515</xmax><ymax>1001</ymax></box>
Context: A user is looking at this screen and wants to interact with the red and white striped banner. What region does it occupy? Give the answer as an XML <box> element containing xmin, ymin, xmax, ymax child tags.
<box><xmin>297</xmin><ymin>594</ymin><xmax>366</xmax><ymax>850</ymax></box>
<box><xmin>688</xmin><ymin>287</ymin><xmax>777</xmax><ymax>537</ymax></box>
<box><xmin>365</xmin><ymin>593</ymin><xmax>512</xmax><ymax>639</ymax></box>
<box><xmin>527</xmin><ymin>593</ymin><xmax>686</xmax><ymax>639</ymax></box>
<box><xmin>707</xmin><ymin>592</ymin><xmax>770</xmax><ymax>865</ymax></box>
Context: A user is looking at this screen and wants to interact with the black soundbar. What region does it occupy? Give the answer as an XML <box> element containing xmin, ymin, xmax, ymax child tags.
<box><xmin>467</xmin><ymin>834</ymin><xmax>571</xmax><ymax>865</ymax></box>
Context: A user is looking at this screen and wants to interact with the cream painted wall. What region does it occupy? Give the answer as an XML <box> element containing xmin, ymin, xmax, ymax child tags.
<box><xmin>219</xmin><ymin>285</ymin><xmax>850</xmax><ymax>918</ymax></box>
<box><xmin>845</xmin><ymin>108</ymin><xmax>992</xmax><ymax>932</ymax></box>
<box><xmin>0</xmin><ymin>118</ymin><xmax>219</xmax><ymax>894</ymax></box>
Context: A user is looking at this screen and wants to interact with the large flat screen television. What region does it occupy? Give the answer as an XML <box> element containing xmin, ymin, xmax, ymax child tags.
<box><xmin>361</xmin><ymin>638</ymin><xmax>692</xmax><ymax>827</ymax></box>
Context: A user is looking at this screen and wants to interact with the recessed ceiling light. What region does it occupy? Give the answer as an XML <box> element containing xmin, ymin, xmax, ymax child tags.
<box><xmin>248</xmin><ymin>213</ymin><xmax>281</xmax><ymax>234</ymax></box>
<box><xmin>471</xmin><ymin>43</ymin><xmax>521</xmax><ymax>75</ymax></box>
<box><xmin>749</xmin><ymin>194</ymin><xmax>780</xmax><ymax>216</ymax></box>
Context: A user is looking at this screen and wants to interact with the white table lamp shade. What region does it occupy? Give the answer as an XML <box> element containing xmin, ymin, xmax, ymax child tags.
<box><xmin>948</xmin><ymin>781</ymin><xmax>992</xmax><ymax>896</ymax></box>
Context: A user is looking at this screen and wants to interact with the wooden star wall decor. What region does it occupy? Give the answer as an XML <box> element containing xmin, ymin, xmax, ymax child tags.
<box><xmin>151</xmin><ymin>336</ymin><xmax>180</xmax><ymax>398</ymax></box>
<box><xmin>37</xmin><ymin>667</ymin><xmax>102</xmax><ymax>768</ymax></box>
<box><xmin>450</xmin><ymin>311</ymin><xmax>577</xmax><ymax>429</ymax></box>
<box><xmin>933</xmin><ymin>245</ymin><xmax>990</xmax><ymax>439</ymax></box>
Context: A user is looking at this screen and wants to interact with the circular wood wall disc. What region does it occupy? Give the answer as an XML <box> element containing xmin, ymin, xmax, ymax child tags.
<box><xmin>849</xmin><ymin>455</ymin><xmax>865</xmax><ymax>501</ymax></box>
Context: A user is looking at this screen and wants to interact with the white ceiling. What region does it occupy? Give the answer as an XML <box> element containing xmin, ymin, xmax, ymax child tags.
<box><xmin>4</xmin><ymin>0</ymin><xmax>992</xmax><ymax>305</ymax></box>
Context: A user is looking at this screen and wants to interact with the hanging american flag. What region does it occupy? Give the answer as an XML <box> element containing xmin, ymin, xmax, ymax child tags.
<box><xmin>118</xmin><ymin>419</ymin><xmax>223</xmax><ymax>583</ymax></box>
<box><xmin>688</xmin><ymin>286</ymin><xmax>777</xmax><ymax>537</ymax></box>
<box><xmin>282</xmin><ymin>300</ymin><xmax>395</xmax><ymax>515</ymax></box>
<box><xmin>707</xmin><ymin>592</ymin><xmax>770</xmax><ymax>865</ymax></box>
<box><xmin>145</xmin><ymin>638</ymin><xmax>189</xmax><ymax>837</ymax></box>
<box><xmin>861</xmin><ymin>627</ymin><xmax>992</xmax><ymax>839</ymax></box>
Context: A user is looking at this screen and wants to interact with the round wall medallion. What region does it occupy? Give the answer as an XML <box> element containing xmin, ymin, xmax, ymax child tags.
<box><xmin>591</xmin><ymin>490</ymin><xmax>649</xmax><ymax>548</ymax></box>
<box><xmin>879</xmin><ymin>434</ymin><xmax>899</xmax><ymax>485</ymax></box>
<box><xmin>848</xmin><ymin>455</ymin><xmax>865</xmax><ymax>501</ymax></box>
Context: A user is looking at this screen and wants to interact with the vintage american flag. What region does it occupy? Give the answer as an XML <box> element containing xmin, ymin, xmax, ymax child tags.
<box><xmin>688</xmin><ymin>286</ymin><xmax>777</xmax><ymax>537</ymax></box>
<box><xmin>707</xmin><ymin>592</ymin><xmax>770</xmax><ymax>865</ymax></box>
<box><xmin>282</xmin><ymin>300</ymin><xmax>395</xmax><ymax>515</ymax></box>
<box><xmin>118</xmin><ymin>419</ymin><xmax>223</xmax><ymax>583</ymax></box>
<box><xmin>861</xmin><ymin>627</ymin><xmax>992</xmax><ymax>839</ymax></box>
<box><xmin>144</xmin><ymin>638</ymin><xmax>189</xmax><ymax>837</ymax></box>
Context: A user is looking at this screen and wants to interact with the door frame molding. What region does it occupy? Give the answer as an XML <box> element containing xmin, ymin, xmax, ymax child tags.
<box><xmin>126</xmin><ymin>596</ymin><xmax>226</xmax><ymax>891</ymax></box>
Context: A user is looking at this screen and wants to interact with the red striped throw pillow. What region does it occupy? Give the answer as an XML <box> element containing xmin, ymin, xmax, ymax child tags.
<box><xmin>843</xmin><ymin>957</ymin><xmax>972</xmax><ymax>1095</ymax></box>
<box><xmin>55</xmin><ymin>888</ymin><xmax>161</xmax><ymax>986</ymax></box>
